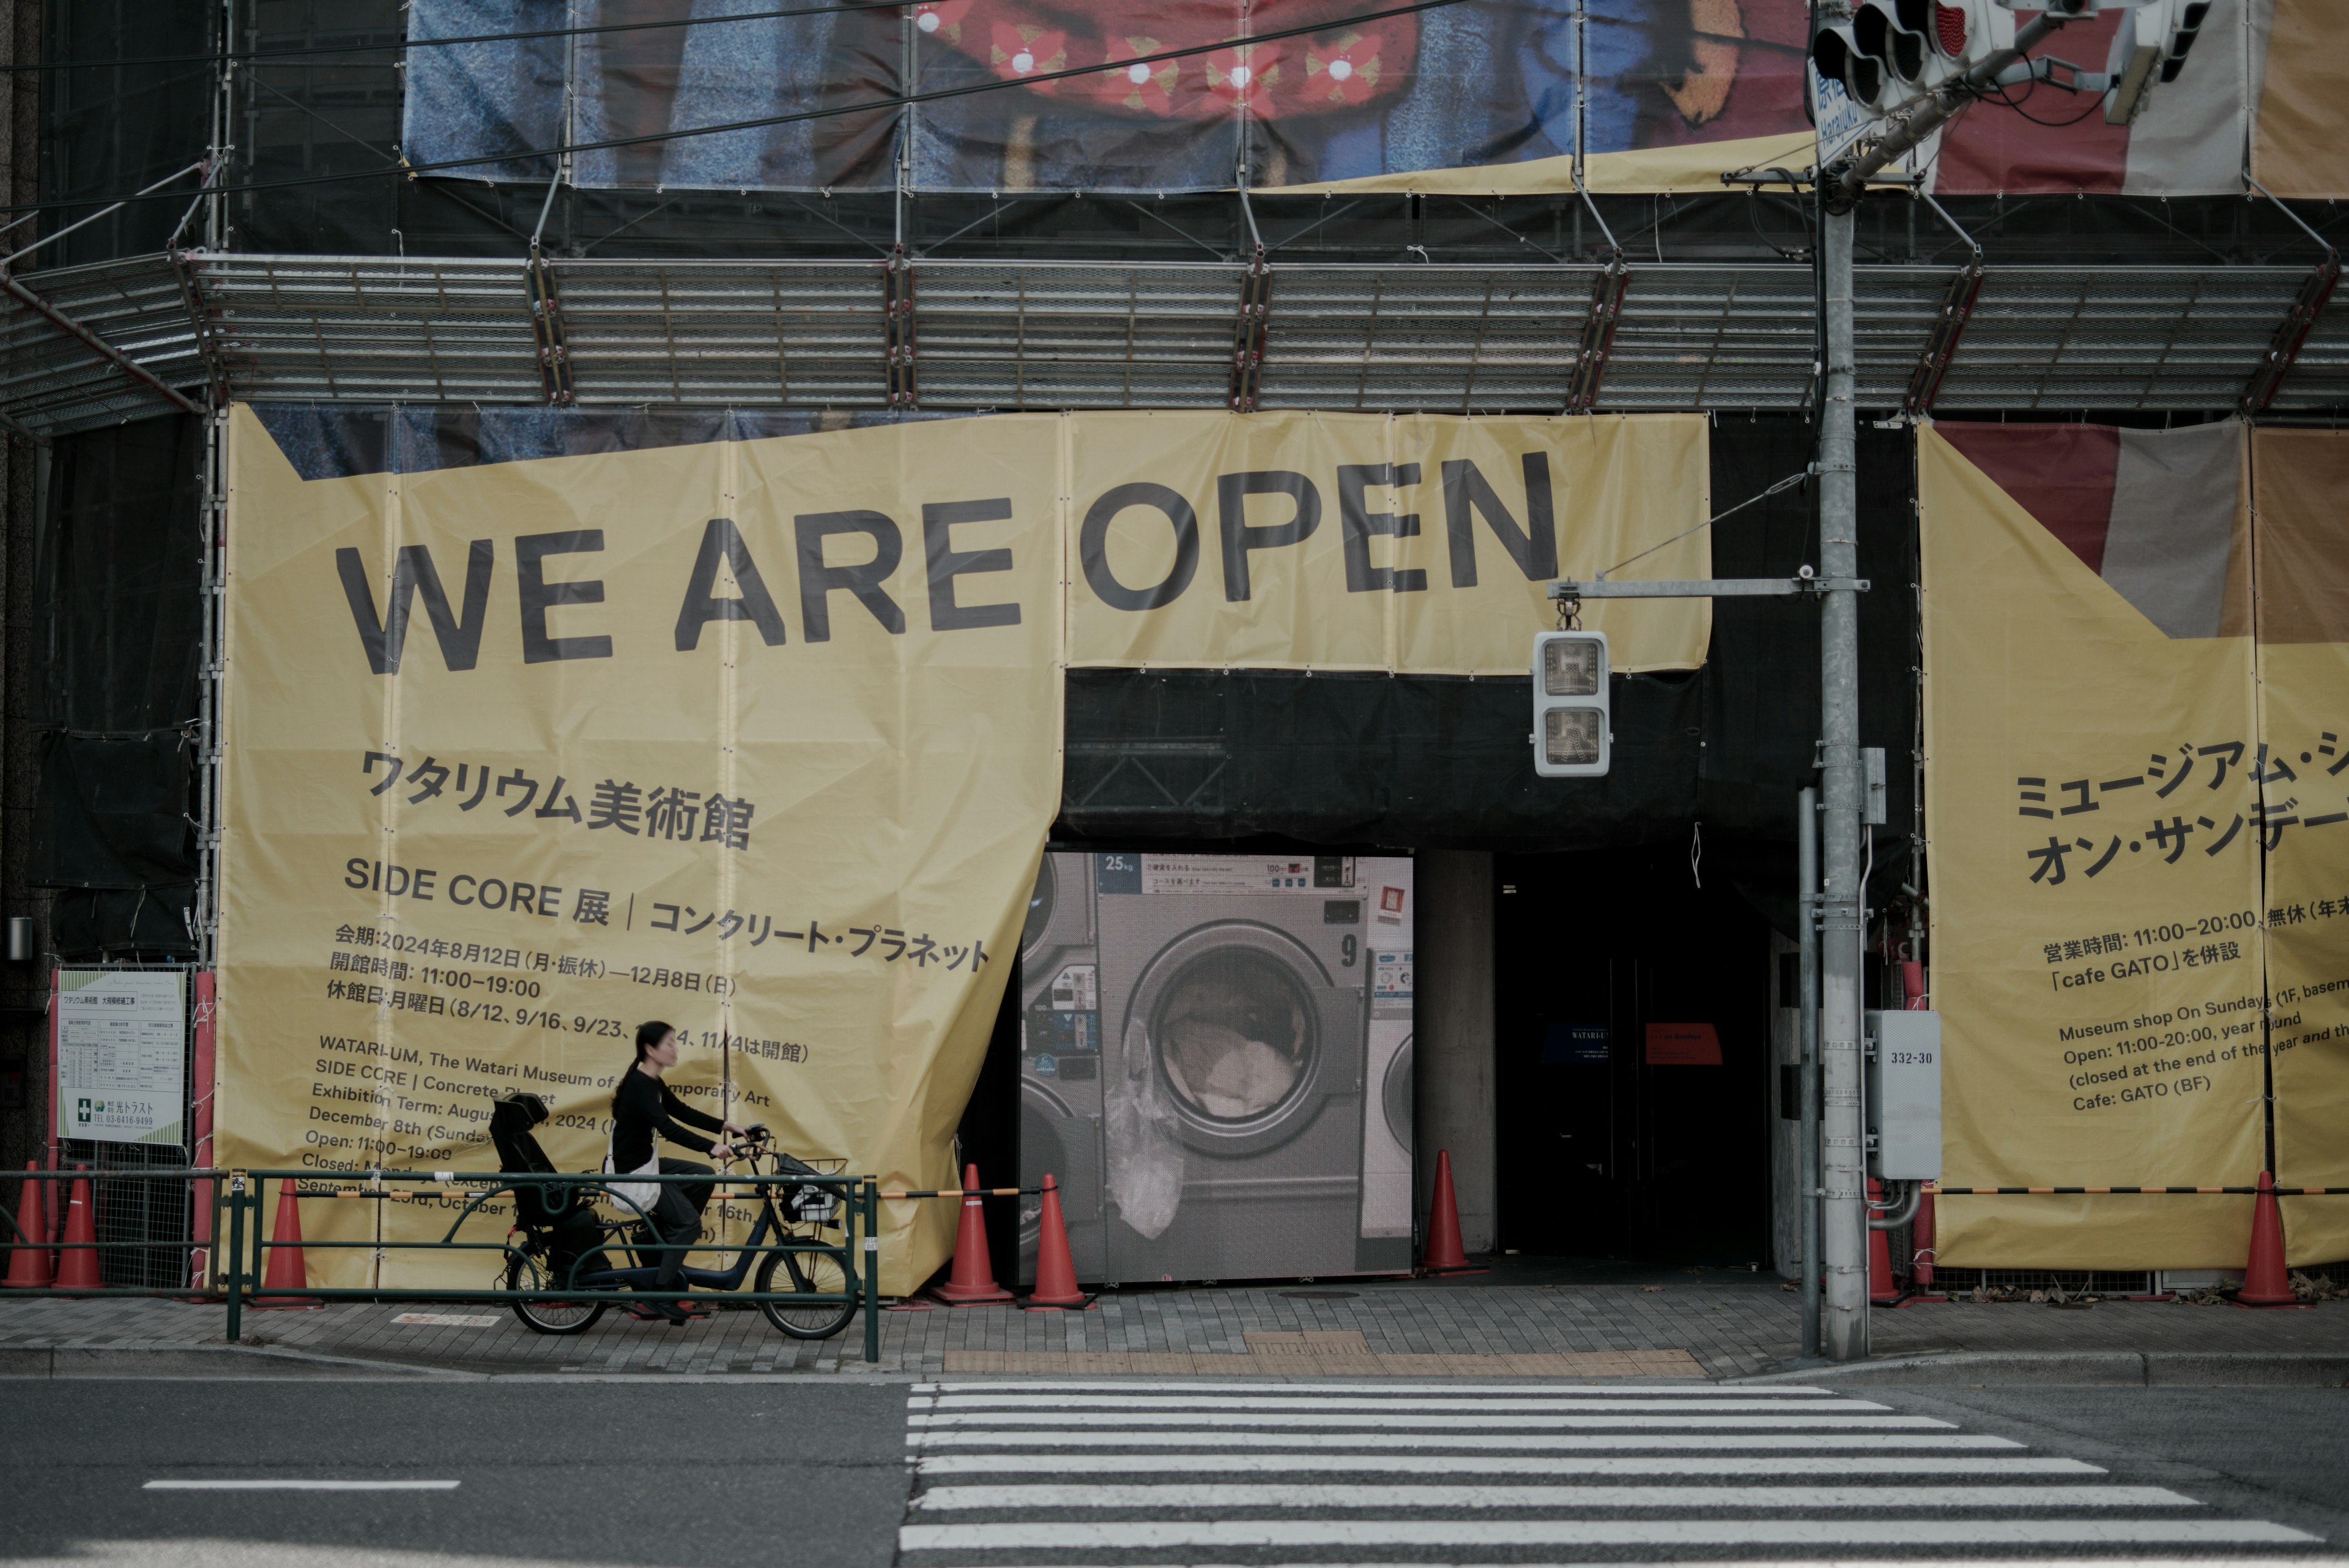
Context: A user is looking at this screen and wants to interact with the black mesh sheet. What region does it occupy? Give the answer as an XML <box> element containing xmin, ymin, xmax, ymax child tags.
<box><xmin>30</xmin><ymin>414</ymin><xmax>204</xmax><ymax>959</ymax></box>
<box><xmin>39</xmin><ymin>0</ymin><xmax>212</xmax><ymax>267</ymax></box>
<box><xmin>1058</xmin><ymin>420</ymin><xmax>1921</xmax><ymax>931</ymax></box>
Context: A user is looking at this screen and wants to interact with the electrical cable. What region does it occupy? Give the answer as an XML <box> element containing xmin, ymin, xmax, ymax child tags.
<box><xmin>0</xmin><ymin>0</ymin><xmax>1477</xmax><ymax>220</ymax></box>
<box><xmin>1592</xmin><ymin>467</ymin><xmax>1812</xmax><ymax>579</ymax></box>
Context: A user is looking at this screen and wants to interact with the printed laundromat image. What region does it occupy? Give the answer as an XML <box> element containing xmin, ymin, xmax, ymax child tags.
<box><xmin>1019</xmin><ymin>853</ymin><xmax>1414</xmax><ymax>1285</ymax></box>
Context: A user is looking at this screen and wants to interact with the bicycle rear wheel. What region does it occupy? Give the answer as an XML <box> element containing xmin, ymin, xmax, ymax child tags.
<box><xmin>755</xmin><ymin>1246</ymin><xmax>859</xmax><ymax>1339</ymax></box>
<box><xmin>506</xmin><ymin>1250</ymin><xmax>607</xmax><ymax>1336</ymax></box>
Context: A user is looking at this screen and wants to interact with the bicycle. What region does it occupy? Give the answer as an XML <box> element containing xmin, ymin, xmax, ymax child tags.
<box><xmin>493</xmin><ymin>1126</ymin><xmax>861</xmax><ymax>1340</ymax></box>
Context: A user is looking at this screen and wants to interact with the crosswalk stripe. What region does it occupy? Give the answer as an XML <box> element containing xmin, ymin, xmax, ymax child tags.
<box><xmin>913</xmin><ymin>1380</ymin><xmax>1809</xmax><ymax>1395</ymax></box>
<box><xmin>908</xmin><ymin>1410</ymin><xmax>1951</xmax><ymax>1430</ymax></box>
<box><xmin>915</xmin><ymin>1453</ymin><xmax>2102</xmax><ymax>1477</ymax></box>
<box><xmin>899</xmin><ymin>1380</ymin><xmax>2330</xmax><ymax>1562</ymax></box>
<box><xmin>918</xmin><ymin>1394</ymin><xmax>1888</xmax><ymax>1413</ymax></box>
<box><xmin>907</xmin><ymin>1429</ymin><xmax>2025</xmax><ymax>1450</ymax></box>
<box><xmin>897</xmin><ymin>1518</ymin><xmax>2320</xmax><ymax>1551</ymax></box>
<box><xmin>910</xmin><ymin>1482</ymin><xmax>2192</xmax><ymax>1511</ymax></box>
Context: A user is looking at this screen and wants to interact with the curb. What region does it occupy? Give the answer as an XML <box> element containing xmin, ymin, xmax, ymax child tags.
<box><xmin>0</xmin><ymin>1341</ymin><xmax>915</xmax><ymax>1380</ymax></box>
<box><xmin>0</xmin><ymin>1343</ymin><xmax>477</xmax><ymax>1380</ymax></box>
<box><xmin>1734</xmin><ymin>1350</ymin><xmax>2349</xmax><ymax>1387</ymax></box>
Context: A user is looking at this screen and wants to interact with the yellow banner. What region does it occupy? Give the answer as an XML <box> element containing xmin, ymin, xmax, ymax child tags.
<box><xmin>1921</xmin><ymin>424</ymin><xmax>2268</xmax><ymax>1268</ymax></box>
<box><xmin>217</xmin><ymin>407</ymin><xmax>1068</xmax><ymax>1294</ymax></box>
<box><xmin>2249</xmin><ymin>430</ymin><xmax>2349</xmax><ymax>1265</ymax></box>
<box><xmin>1065</xmin><ymin>412</ymin><xmax>1710</xmax><ymax>674</ymax></box>
<box><xmin>216</xmin><ymin>406</ymin><xmax>1709</xmax><ymax>1296</ymax></box>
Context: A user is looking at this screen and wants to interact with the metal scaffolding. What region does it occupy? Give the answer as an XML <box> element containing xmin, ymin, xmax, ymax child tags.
<box><xmin>0</xmin><ymin>248</ymin><xmax>2338</xmax><ymax>439</ymax></box>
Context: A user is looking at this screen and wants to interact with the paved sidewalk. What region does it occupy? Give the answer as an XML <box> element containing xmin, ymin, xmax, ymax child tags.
<box><xmin>2</xmin><ymin>1257</ymin><xmax>2345</xmax><ymax>1379</ymax></box>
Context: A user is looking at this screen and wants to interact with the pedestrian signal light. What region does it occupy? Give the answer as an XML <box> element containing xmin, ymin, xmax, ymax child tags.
<box><xmin>1532</xmin><ymin>630</ymin><xmax>1611</xmax><ymax>778</ymax></box>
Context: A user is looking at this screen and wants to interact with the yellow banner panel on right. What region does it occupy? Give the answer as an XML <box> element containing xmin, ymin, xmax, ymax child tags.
<box><xmin>1921</xmin><ymin>422</ymin><xmax>2266</xmax><ymax>1269</ymax></box>
<box><xmin>2249</xmin><ymin>429</ymin><xmax>2349</xmax><ymax>1266</ymax></box>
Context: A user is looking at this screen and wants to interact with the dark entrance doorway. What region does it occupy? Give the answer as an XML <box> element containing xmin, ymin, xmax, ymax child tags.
<box><xmin>1494</xmin><ymin>847</ymin><xmax>1771</xmax><ymax>1264</ymax></box>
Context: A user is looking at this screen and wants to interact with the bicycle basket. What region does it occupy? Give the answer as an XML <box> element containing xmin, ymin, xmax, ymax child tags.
<box><xmin>774</xmin><ymin>1153</ymin><xmax>847</xmax><ymax>1225</ymax></box>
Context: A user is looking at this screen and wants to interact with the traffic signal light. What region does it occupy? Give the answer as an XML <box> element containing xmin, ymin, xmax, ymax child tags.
<box><xmin>1813</xmin><ymin>0</ymin><xmax>2015</xmax><ymax>125</ymax></box>
<box><xmin>1531</xmin><ymin>631</ymin><xmax>1611</xmax><ymax>778</ymax></box>
<box><xmin>1812</xmin><ymin>15</ymin><xmax>1887</xmax><ymax>112</ymax></box>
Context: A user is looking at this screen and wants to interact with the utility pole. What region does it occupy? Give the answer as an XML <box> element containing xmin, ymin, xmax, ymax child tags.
<box><xmin>1810</xmin><ymin>10</ymin><xmax>2073</xmax><ymax>1362</ymax></box>
<box><xmin>1814</xmin><ymin>195</ymin><xmax>1867</xmax><ymax>1361</ymax></box>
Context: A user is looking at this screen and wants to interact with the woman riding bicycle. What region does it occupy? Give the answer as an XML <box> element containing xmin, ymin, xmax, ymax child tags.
<box><xmin>610</xmin><ymin>1020</ymin><xmax>751</xmax><ymax>1325</ymax></box>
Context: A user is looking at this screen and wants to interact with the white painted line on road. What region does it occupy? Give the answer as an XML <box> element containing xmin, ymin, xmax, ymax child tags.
<box><xmin>915</xmin><ymin>1453</ymin><xmax>2106</xmax><ymax>1478</ymax></box>
<box><xmin>897</xmin><ymin>1518</ymin><xmax>2319</xmax><ymax>1551</ymax></box>
<box><xmin>890</xmin><ymin>1559</ymin><xmax>2343</xmax><ymax>1568</ymax></box>
<box><xmin>390</xmin><ymin>1312</ymin><xmax>502</xmax><ymax>1328</ymax></box>
<box><xmin>921</xmin><ymin>1394</ymin><xmax>1887</xmax><ymax>1414</ymax></box>
<box><xmin>906</xmin><ymin>1430</ymin><xmax>2022</xmax><ymax>1451</ymax></box>
<box><xmin>144</xmin><ymin>1480</ymin><xmax>461</xmax><ymax>1492</ymax></box>
<box><xmin>910</xmin><ymin>1482</ymin><xmax>2191</xmax><ymax>1512</ymax></box>
<box><xmin>929</xmin><ymin>1379</ymin><xmax>1813</xmax><ymax>1395</ymax></box>
<box><xmin>907</xmin><ymin>1410</ymin><xmax>1951</xmax><ymax>1430</ymax></box>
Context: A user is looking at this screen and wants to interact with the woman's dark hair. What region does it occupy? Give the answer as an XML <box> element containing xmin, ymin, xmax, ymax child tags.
<box><xmin>634</xmin><ymin>1020</ymin><xmax>675</xmax><ymax>1062</ymax></box>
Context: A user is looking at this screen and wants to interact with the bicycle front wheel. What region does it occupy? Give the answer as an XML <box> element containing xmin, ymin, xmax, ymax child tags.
<box><xmin>505</xmin><ymin>1250</ymin><xmax>607</xmax><ymax>1336</ymax></box>
<box><xmin>755</xmin><ymin>1246</ymin><xmax>859</xmax><ymax>1340</ymax></box>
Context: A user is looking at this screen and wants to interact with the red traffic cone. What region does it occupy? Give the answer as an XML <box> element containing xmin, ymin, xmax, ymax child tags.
<box><xmin>1026</xmin><ymin>1173</ymin><xmax>1086</xmax><ymax>1309</ymax></box>
<box><xmin>56</xmin><ymin>1167</ymin><xmax>102</xmax><ymax>1293</ymax></box>
<box><xmin>2235</xmin><ymin>1170</ymin><xmax>2301</xmax><ymax>1309</ymax></box>
<box><xmin>932</xmin><ymin>1164</ymin><xmax>1011</xmax><ymax>1305</ymax></box>
<box><xmin>253</xmin><ymin>1181</ymin><xmax>319</xmax><ymax>1309</ymax></box>
<box><xmin>1868</xmin><ymin>1176</ymin><xmax>1901</xmax><ymax>1305</ymax></box>
<box><xmin>4</xmin><ymin>1164</ymin><xmax>54</xmax><ymax>1288</ymax></box>
<box><xmin>1421</xmin><ymin>1149</ymin><xmax>1483</xmax><ymax>1274</ymax></box>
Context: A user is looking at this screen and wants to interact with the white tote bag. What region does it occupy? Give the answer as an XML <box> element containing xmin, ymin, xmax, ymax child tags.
<box><xmin>604</xmin><ymin>1136</ymin><xmax>661</xmax><ymax>1215</ymax></box>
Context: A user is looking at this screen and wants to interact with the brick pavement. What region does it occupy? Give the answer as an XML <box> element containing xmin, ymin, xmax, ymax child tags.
<box><xmin>1</xmin><ymin>1262</ymin><xmax>2343</xmax><ymax>1378</ymax></box>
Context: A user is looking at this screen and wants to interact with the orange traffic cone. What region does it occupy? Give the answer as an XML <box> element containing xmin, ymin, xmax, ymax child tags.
<box><xmin>4</xmin><ymin>1164</ymin><xmax>53</xmax><ymax>1288</ymax></box>
<box><xmin>932</xmin><ymin>1164</ymin><xmax>1012</xmax><ymax>1304</ymax></box>
<box><xmin>253</xmin><ymin>1181</ymin><xmax>319</xmax><ymax>1309</ymax></box>
<box><xmin>1868</xmin><ymin>1176</ymin><xmax>1901</xmax><ymax>1305</ymax></box>
<box><xmin>1025</xmin><ymin>1173</ymin><xmax>1086</xmax><ymax>1309</ymax></box>
<box><xmin>2235</xmin><ymin>1170</ymin><xmax>2301</xmax><ymax>1309</ymax></box>
<box><xmin>1421</xmin><ymin>1149</ymin><xmax>1483</xmax><ymax>1274</ymax></box>
<box><xmin>56</xmin><ymin>1167</ymin><xmax>101</xmax><ymax>1293</ymax></box>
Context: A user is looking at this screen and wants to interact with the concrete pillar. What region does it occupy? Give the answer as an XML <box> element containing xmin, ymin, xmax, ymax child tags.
<box><xmin>1415</xmin><ymin>849</ymin><xmax>1496</xmax><ymax>1254</ymax></box>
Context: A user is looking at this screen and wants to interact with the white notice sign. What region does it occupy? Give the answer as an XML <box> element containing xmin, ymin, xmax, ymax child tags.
<box><xmin>56</xmin><ymin>969</ymin><xmax>187</xmax><ymax>1145</ymax></box>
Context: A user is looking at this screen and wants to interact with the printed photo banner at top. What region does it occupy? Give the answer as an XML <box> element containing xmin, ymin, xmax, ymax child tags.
<box><xmin>1062</xmin><ymin>411</ymin><xmax>1709</xmax><ymax>674</ymax></box>
<box><xmin>399</xmin><ymin>0</ymin><xmax>1815</xmax><ymax>196</ymax></box>
<box><xmin>1920</xmin><ymin>421</ymin><xmax>2269</xmax><ymax>1271</ymax></box>
<box><xmin>1915</xmin><ymin>0</ymin><xmax>2348</xmax><ymax>199</ymax></box>
<box><xmin>215</xmin><ymin>406</ymin><xmax>1068</xmax><ymax>1296</ymax></box>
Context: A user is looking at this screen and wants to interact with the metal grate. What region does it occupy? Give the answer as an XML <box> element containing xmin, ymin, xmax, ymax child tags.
<box><xmin>1929</xmin><ymin>1267</ymin><xmax>2159</xmax><ymax>1296</ymax></box>
<box><xmin>54</xmin><ymin>1140</ymin><xmax>196</xmax><ymax>1291</ymax></box>
<box><xmin>0</xmin><ymin>251</ymin><xmax>2339</xmax><ymax>436</ymax></box>
<box><xmin>918</xmin><ymin>262</ymin><xmax>1241</xmax><ymax>410</ymax></box>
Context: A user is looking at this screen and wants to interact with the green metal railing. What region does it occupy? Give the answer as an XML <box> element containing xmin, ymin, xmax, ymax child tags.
<box><xmin>2</xmin><ymin>1165</ymin><xmax>885</xmax><ymax>1362</ymax></box>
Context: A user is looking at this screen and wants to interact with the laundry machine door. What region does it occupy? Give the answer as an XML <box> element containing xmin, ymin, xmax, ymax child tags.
<box><xmin>1126</xmin><ymin>923</ymin><xmax>1364</xmax><ymax>1159</ymax></box>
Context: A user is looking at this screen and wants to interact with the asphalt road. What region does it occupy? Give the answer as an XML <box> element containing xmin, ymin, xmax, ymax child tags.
<box><xmin>1860</xmin><ymin>1383</ymin><xmax>2349</xmax><ymax>1547</ymax></box>
<box><xmin>1</xmin><ymin>1374</ymin><xmax>2343</xmax><ymax>1567</ymax></box>
<box><xmin>0</xmin><ymin>1377</ymin><xmax>913</xmax><ymax>1568</ymax></box>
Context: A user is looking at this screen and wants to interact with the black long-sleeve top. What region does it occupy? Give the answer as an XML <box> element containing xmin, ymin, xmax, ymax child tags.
<box><xmin>610</xmin><ymin>1069</ymin><xmax>724</xmax><ymax>1172</ymax></box>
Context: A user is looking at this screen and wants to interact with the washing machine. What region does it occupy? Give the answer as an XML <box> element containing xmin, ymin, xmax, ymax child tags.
<box><xmin>1093</xmin><ymin>854</ymin><xmax>1378</xmax><ymax>1282</ymax></box>
<box><xmin>1017</xmin><ymin>852</ymin><xmax>1107</xmax><ymax>1282</ymax></box>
